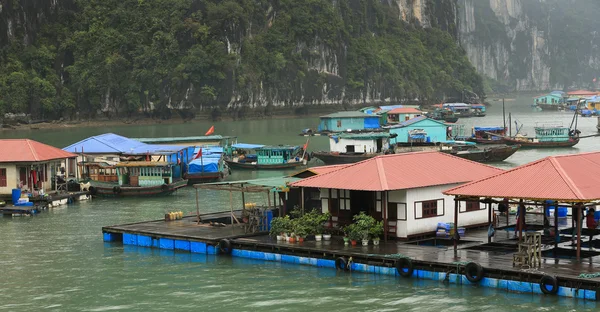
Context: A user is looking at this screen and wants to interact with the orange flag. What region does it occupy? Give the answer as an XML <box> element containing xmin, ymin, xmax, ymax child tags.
<box><xmin>205</xmin><ymin>125</ymin><xmax>215</xmax><ymax>136</ymax></box>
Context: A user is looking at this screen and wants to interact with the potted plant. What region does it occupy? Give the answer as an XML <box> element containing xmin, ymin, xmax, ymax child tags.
<box><xmin>269</xmin><ymin>216</ymin><xmax>291</xmax><ymax>241</ymax></box>
<box><xmin>295</xmin><ymin>222</ymin><xmax>310</xmax><ymax>243</ymax></box>
<box><xmin>323</xmin><ymin>227</ymin><xmax>332</xmax><ymax>241</ymax></box>
<box><xmin>370</xmin><ymin>220</ymin><xmax>384</xmax><ymax>246</ymax></box>
<box><xmin>352</xmin><ymin>212</ymin><xmax>376</xmax><ymax>246</ymax></box>
<box><xmin>347</xmin><ymin>225</ymin><xmax>361</xmax><ymax>246</ymax></box>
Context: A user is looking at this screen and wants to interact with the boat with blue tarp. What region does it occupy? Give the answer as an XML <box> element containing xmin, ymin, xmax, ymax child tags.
<box><xmin>468</xmin><ymin>126</ymin><xmax>507</xmax><ymax>144</ymax></box>
<box><xmin>225</xmin><ymin>144</ymin><xmax>307</xmax><ymax>170</ymax></box>
<box><xmin>471</xmin><ymin>104</ymin><xmax>486</xmax><ymax>117</ymax></box>
<box><xmin>184</xmin><ymin>146</ymin><xmax>230</xmax><ymax>184</ymax></box>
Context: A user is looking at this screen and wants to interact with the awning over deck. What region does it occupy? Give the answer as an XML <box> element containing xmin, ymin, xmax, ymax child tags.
<box><xmin>444</xmin><ymin>152</ymin><xmax>600</xmax><ymax>202</ymax></box>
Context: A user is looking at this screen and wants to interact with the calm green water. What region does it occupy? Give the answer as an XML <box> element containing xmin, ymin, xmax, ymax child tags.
<box><xmin>1</xmin><ymin>97</ymin><xmax>599</xmax><ymax>311</ymax></box>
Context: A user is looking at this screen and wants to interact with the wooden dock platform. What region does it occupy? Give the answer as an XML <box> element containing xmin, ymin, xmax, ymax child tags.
<box><xmin>102</xmin><ymin>212</ymin><xmax>600</xmax><ymax>301</ymax></box>
<box><xmin>0</xmin><ymin>206</ymin><xmax>40</xmax><ymax>216</ymax></box>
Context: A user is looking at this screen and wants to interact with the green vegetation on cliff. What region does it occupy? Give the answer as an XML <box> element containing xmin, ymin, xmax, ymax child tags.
<box><xmin>0</xmin><ymin>0</ymin><xmax>483</xmax><ymax>120</ymax></box>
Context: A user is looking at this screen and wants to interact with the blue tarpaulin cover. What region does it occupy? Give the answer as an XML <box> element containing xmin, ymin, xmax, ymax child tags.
<box><xmin>474</xmin><ymin>127</ymin><xmax>505</xmax><ymax>131</ymax></box>
<box><xmin>193</xmin><ymin>146</ymin><xmax>223</xmax><ymax>158</ymax></box>
<box><xmin>363</xmin><ymin>117</ymin><xmax>380</xmax><ymax>129</ymax></box>
<box><xmin>63</xmin><ymin>133</ymin><xmax>187</xmax><ymax>155</ymax></box>
<box><xmin>188</xmin><ymin>157</ymin><xmax>220</xmax><ymax>173</ymax></box>
<box><xmin>232</xmin><ymin>143</ymin><xmax>265</xmax><ymax>149</ymax></box>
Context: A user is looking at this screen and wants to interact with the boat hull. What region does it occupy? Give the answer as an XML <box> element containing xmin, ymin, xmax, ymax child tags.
<box><xmin>225</xmin><ymin>159</ymin><xmax>305</xmax><ymax>170</ymax></box>
<box><xmin>311</xmin><ymin>151</ymin><xmax>380</xmax><ymax>165</ymax></box>
<box><xmin>536</xmin><ymin>104</ymin><xmax>563</xmax><ymax>111</ymax></box>
<box><xmin>504</xmin><ymin>137</ymin><xmax>579</xmax><ymax>148</ymax></box>
<box><xmin>184</xmin><ymin>171</ymin><xmax>227</xmax><ymax>185</ymax></box>
<box><xmin>466</xmin><ymin>138</ymin><xmax>507</xmax><ymax>145</ymax></box>
<box><xmin>446</xmin><ymin>145</ymin><xmax>520</xmax><ymax>163</ymax></box>
<box><xmin>91</xmin><ymin>179</ymin><xmax>188</xmax><ymax>197</ymax></box>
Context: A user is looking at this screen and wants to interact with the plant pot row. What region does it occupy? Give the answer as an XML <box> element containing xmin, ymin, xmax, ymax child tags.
<box><xmin>343</xmin><ymin>237</ymin><xmax>381</xmax><ymax>246</ymax></box>
<box><xmin>276</xmin><ymin>233</ymin><xmax>332</xmax><ymax>243</ymax></box>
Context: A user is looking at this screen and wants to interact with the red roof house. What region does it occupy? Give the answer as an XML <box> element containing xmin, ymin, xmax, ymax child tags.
<box><xmin>387</xmin><ymin>107</ymin><xmax>423</xmax><ymax>123</ymax></box>
<box><xmin>567</xmin><ymin>90</ymin><xmax>599</xmax><ymax>97</ymax></box>
<box><xmin>291</xmin><ymin>152</ymin><xmax>503</xmax><ymax>239</ymax></box>
<box><xmin>0</xmin><ymin>139</ymin><xmax>76</xmax><ymax>196</ymax></box>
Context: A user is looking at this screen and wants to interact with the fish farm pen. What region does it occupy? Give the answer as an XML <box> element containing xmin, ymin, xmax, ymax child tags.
<box><xmin>102</xmin><ymin>211</ymin><xmax>600</xmax><ymax>302</ymax></box>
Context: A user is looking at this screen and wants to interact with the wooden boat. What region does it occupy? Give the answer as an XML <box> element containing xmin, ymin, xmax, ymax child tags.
<box><xmin>394</xmin><ymin>142</ymin><xmax>520</xmax><ymax>163</ymax></box>
<box><xmin>311</xmin><ymin>132</ymin><xmax>394</xmax><ymax>165</ymax></box>
<box><xmin>428</xmin><ymin>108</ymin><xmax>459</xmax><ymax>123</ymax></box>
<box><xmin>87</xmin><ymin>161</ymin><xmax>188</xmax><ymax>197</ymax></box>
<box><xmin>225</xmin><ymin>144</ymin><xmax>307</xmax><ymax>170</ymax></box>
<box><xmin>184</xmin><ymin>146</ymin><xmax>230</xmax><ymax>184</ymax></box>
<box><xmin>442</xmin><ymin>103</ymin><xmax>472</xmax><ymax>118</ymax></box>
<box><xmin>502</xmin><ymin>125</ymin><xmax>580</xmax><ymax>148</ymax></box>
<box><xmin>471</xmin><ymin>104</ymin><xmax>487</xmax><ymax>117</ymax></box>
<box><xmin>467</xmin><ymin>126</ymin><xmax>507</xmax><ymax>144</ymax></box>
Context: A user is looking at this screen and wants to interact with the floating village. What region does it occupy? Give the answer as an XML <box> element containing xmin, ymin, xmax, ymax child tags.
<box><xmin>4</xmin><ymin>96</ymin><xmax>600</xmax><ymax>302</ymax></box>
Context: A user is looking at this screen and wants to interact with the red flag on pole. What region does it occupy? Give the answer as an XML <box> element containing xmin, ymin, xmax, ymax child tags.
<box><xmin>205</xmin><ymin>126</ymin><xmax>215</xmax><ymax>136</ymax></box>
<box><xmin>193</xmin><ymin>148</ymin><xmax>203</xmax><ymax>160</ymax></box>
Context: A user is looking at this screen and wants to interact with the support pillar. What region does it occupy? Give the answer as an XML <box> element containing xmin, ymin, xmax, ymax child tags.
<box><xmin>453</xmin><ymin>198</ymin><xmax>459</xmax><ymax>251</ymax></box>
<box><xmin>383</xmin><ymin>191</ymin><xmax>388</xmax><ymax>243</ymax></box>
<box><xmin>487</xmin><ymin>200</ymin><xmax>492</xmax><ymax>243</ymax></box>
<box><xmin>577</xmin><ymin>203</ymin><xmax>582</xmax><ymax>261</ymax></box>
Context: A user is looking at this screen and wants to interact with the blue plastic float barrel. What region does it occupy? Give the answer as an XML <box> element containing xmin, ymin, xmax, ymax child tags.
<box><xmin>12</xmin><ymin>189</ymin><xmax>21</xmax><ymax>204</ymax></box>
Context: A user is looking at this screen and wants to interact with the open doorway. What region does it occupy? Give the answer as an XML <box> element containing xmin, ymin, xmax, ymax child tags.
<box><xmin>350</xmin><ymin>190</ymin><xmax>375</xmax><ymax>217</ymax></box>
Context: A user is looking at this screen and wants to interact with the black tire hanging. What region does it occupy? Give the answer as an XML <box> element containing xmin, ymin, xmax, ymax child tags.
<box><xmin>335</xmin><ymin>257</ymin><xmax>349</xmax><ymax>271</ymax></box>
<box><xmin>161</xmin><ymin>184</ymin><xmax>169</xmax><ymax>191</ymax></box>
<box><xmin>218</xmin><ymin>239</ymin><xmax>232</xmax><ymax>254</ymax></box>
<box><xmin>540</xmin><ymin>275</ymin><xmax>559</xmax><ymax>295</ymax></box>
<box><xmin>89</xmin><ymin>186</ymin><xmax>97</xmax><ymax>195</ymax></box>
<box><xmin>465</xmin><ymin>262</ymin><xmax>484</xmax><ymax>283</ymax></box>
<box><xmin>112</xmin><ymin>186</ymin><xmax>121</xmax><ymax>194</ymax></box>
<box><xmin>396</xmin><ymin>258</ymin><xmax>414</xmax><ymax>278</ymax></box>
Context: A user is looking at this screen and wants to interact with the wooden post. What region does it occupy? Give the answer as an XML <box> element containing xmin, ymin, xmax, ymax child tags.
<box><xmin>195</xmin><ymin>188</ymin><xmax>200</xmax><ymax>224</ymax></box>
<box><xmin>554</xmin><ymin>201</ymin><xmax>559</xmax><ymax>255</ymax></box>
<box><xmin>383</xmin><ymin>191</ymin><xmax>388</xmax><ymax>242</ymax></box>
<box><xmin>230</xmin><ymin>190</ymin><xmax>234</xmax><ymax>226</ymax></box>
<box><xmin>487</xmin><ymin>200</ymin><xmax>492</xmax><ymax>243</ymax></box>
<box><xmin>301</xmin><ymin>187</ymin><xmax>305</xmax><ymax>215</ymax></box>
<box><xmin>577</xmin><ymin>203</ymin><xmax>582</xmax><ymax>261</ymax></box>
<box><xmin>454</xmin><ymin>198</ymin><xmax>459</xmax><ymax>251</ymax></box>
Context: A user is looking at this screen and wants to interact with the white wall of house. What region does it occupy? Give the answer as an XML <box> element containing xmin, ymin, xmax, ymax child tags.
<box><xmin>0</xmin><ymin>160</ymin><xmax>73</xmax><ymax>196</ymax></box>
<box><xmin>329</xmin><ymin>138</ymin><xmax>390</xmax><ymax>153</ymax></box>
<box><xmin>316</xmin><ymin>183</ymin><xmax>488</xmax><ymax>239</ymax></box>
<box><xmin>0</xmin><ymin>164</ymin><xmax>17</xmax><ymax>196</ymax></box>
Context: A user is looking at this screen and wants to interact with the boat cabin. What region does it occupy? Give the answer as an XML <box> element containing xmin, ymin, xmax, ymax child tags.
<box><xmin>442</xmin><ymin>103</ymin><xmax>471</xmax><ymax>117</ymax></box>
<box><xmin>328</xmin><ymin>132</ymin><xmax>392</xmax><ymax>154</ymax></box>
<box><xmin>79</xmin><ymin>162</ymin><xmax>118</xmax><ymax>182</ymax></box>
<box><xmin>116</xmin><ymin>162</ymin><xmax>175</xmax><ymax>187</ymax></box>
<box><xmin>229</xmin><ymin>144</ymin><xmax>302</xmax><ymax>165</ymax></box>
<box><xmin>533</xmin><ymin>125</ymin><xmax>573</xmax><ymax>142</ymax></box>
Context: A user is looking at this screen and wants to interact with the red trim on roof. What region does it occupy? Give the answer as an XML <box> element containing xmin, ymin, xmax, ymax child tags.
<box><xmin>0</xmin><ymin>139</ymin><xmax>76</xmax><ymax>162</ymax></box>
<box><xmin>444</xmin><ymin>151</ymin><xmax>600</xmax><ymax>201</ymax></box>
<box><xmin>292</xmin><ymin>151</ymin><xmax>503</xmax><ymax>191</ymax></box>
<box><xmin>567</xmin><ymin>90</ymin><xmax>598</xmax><ymax>96</ymax></box>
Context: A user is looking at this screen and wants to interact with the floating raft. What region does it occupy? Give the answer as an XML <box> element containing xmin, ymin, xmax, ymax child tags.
<box><xmin>0</xmin><ymin>206</ymin><xmax>40</xmax><ymax>216</ymax></box>
<box><xmin>103</xmin><ymin>213</ymin><xmax>600</xmax><ymax>302</ymax></box>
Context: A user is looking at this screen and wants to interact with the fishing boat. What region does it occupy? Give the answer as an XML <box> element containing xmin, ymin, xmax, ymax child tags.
<box><xmin>502</xmin><ymin>126</ymin><xmax>580</xmax><ymax>148</ymax></box>
<box><xmin>427</xmin><ymin>108</ymin><xmax>459</xmax><ymax>123</ymax></box>
<box><xmin>184</xmin><ymin>146</ymin><xmax>230</xmax><ymax>184</ymax></box>
<box><xmin>471</xmin><ymin>104</ymin><xmax>487</xmax><ymax>117</ymax></box>
<box><xmin>442</xmin><ymin>103</ymin><xmax>472</xmax><ymax>118</ymax></box>
<box><xmin>225</xmin><ymin>144</ymin><xmax>307</xmax><ymax>170</ymax></box>
<box><xmin>394</xmin><ymin>141</ymin><xmax>520</xmax><ymax>163</ymax></box>
<box><xmin>86</xmin><ymin>161</ymin><xmax>188</xmax><ymax>197</ymax></box>
<box><xmin>311</xmin><ymin>132</ymin><xmax>394</xmax><ymax>165</ymax></box>
<box><xmin>467</xmin><ymin>126</ymin><xmax>507</xmax><ymax>144</ymax></box>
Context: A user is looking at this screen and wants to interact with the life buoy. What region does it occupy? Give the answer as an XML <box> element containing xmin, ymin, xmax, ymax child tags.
<box><xmin>161</xmin><ymin>184</ymin><xmax>169</xmax><ymax>192</ymax></box>
<box><xmin>540</xmin><ymin>275</ymin><xmax>558</xmax><ymax>295</ymax></box>
<box><xmin>335</xmin><ymin>257</ymin><xmax>350</xmax><ymax>271</ymax></box>
<box><xmin>112</xmin><ymin>186</ymin><xmax>121</xmax><ymax>194</ymax></box>
<box><xmin>89</xmin><ymin>186</ymin><xmax>97</xmax><ymax>195</ymax></box>
<box><xmin>465</xmin><ymin>262</ymin><xmax>484</xmax><ymax>283</ymax></box>
<box><xmin>396</xmin><ymin>258</ymin><xmax>414</xmax><ymax>277</ymax></box>
<box><xmin>218</xmin><ymin>239</ymin><xmax>232</xmax><ymax>254</ymax></box>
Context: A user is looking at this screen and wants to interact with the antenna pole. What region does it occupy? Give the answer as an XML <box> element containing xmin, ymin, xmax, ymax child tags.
<box><xmin>502</xmin><ymin>98</ymin><xmax>506</xmax><ymax>132</ymax></box>
<box><xmin>509</xmin><ymin>113</ymin><xmax>512</xmax><ymax>137</ymax></box>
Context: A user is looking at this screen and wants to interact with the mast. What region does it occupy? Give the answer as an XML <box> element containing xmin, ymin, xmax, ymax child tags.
<box><xmin>509</xmin><ymin>113</ymin><xmax>512</xmax><ymax>137</ymax></box>
<box><xmin>502</xmin><ymin>98</ymin><xmax>506</xmax><ymax>132</ymax></box>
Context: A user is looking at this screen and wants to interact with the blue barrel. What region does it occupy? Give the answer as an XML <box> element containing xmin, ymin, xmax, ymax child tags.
<box><xmin>557</xmin><ymin>207</ymin><xmax>567</xmax><ymax>218</ymax></box>
<box><xmin>12</xmin><ymin>189</ymin><xmax>21</xmax><ymax>204</ymax></box>
<box><xmin>594</xmin><ymin>211</ymin><xmax>600</xmax><ymax>221</ymax></box>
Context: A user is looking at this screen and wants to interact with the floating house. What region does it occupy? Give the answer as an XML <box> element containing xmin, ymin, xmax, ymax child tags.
<box><xmin>0</xmin><ymin>139</ymin><xmax>77</xmax><ymax>198</ymax></box>
<box><xmin>63</xmin><ymin>133</ymin><xmax>195</xmax><ymax>180</ymax></box>
<box><xmin>318</xmin><ymin>111</ymin><xmax>380</xmax><ymax>132</ymax></box>
<box><xmin>442</xmin><ymin>103</ymin><xmax>471</xmax><ymax>117</ymax></box>
<box><xmin>567</xmin><ymin>90</ymin><xmax>598</xmax><ymax>97</ymax></box>
<box><xmin>387</xmin><ymin>107</ymin><xmax>422</xmax><ymax>123</ymax></box>
<box><xmin>291</xmin><ymin>151</ymin><xmax>504</xmax><ymax>239</ymax></box>
<box><xmin>385</xmin><ymin>116</ymin><xmax>450</xmax><ymax>144</ymax></box>
<box><xmin>311</xmin><ymin>133</ymin><xmax>394</xmax><ymax>165</ymax></box>
<box><xmin>533</xmin><ymin>93</ymin><xmax>563</xmax><ymax>111</ymax></box>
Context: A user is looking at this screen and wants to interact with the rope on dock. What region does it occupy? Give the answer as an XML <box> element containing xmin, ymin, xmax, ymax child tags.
<box><xmin>578</xmin><ymin>272</ymin><xmax>600</xmax><ymax>279</ymax></box>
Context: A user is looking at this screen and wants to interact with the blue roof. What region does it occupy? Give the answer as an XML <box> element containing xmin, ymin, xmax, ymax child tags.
<box><xmin>232</xmin><ymin>143</ymin><xmax>265</xmax><ymax>149</ymax></box>
<box><xmin>474</xmin><ymin>126</ymin><xmax>505</xmax><ymax>131</ymax></box>
<box><xmin>63</xmin><ymin>133</ymin><xmax>188</xmax><ymax>155</ymax></box>
<box><xmin>193</xmin><ymin>146</ymin><xmax>224</xmax><ymax>159</ymax></box>
<box><xmin>379</xmin><ymin>105</ymin><xmax>403</xmax><ymax>111</ymax></box>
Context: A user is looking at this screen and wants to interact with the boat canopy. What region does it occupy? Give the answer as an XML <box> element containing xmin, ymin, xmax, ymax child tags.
<box><xmin>474</xmin><ymin>126</ymin><xmax>505</xmax><ymax>131</ymax></box>
<box><xmin>188</xmin><ymin>157</ymin><xmax>220</xmax><ymax>173</ymax></box>
<box><xmin>232</xmin><ymin>143</ymin><xmax>265</xmax><ymax>149</ymax></box>
<box><xmin>63</xmin><ymin>133</ymin><xmax>189</xmax><ymax>155</ymax></box>
<box><xmin>193</xmin><ymin>146</ymin><xmax>224</xmax><ymax>158</ymax></box>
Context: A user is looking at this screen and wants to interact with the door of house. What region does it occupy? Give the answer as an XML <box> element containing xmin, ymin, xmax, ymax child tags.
<box><xmin>350</xmin><ymin>190</ymin><xmax>375</xmax><ymax>217</ymax></box>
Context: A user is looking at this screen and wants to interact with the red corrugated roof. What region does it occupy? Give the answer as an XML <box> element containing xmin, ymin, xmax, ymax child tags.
<box><xmin>567</xmin><ymin>90</ymin><xmax>598</xmax><ymax>96</ymax></box>
<box><xmin>387</xmin><ymin>107</ymin><xmax>422</xmax><ymax>115</ymax></box>
<box><xmin>444</xmin><ymin>152</ymin><xmax>600</xmax><ymax>202</ymax></box>
<box><xmin>310</xmin><ymin>164</ymin><xmax>347</xmax><ymax>175</ymax></box>
<box><xmin>0</xmin><ymin>139</ymin><xmax>76</xmax><ymax>163</ymax></box>
<box><xmin>291</xmin><ymin>152</ymin><xmax>503</xmax><ymax>191</ymax></box>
